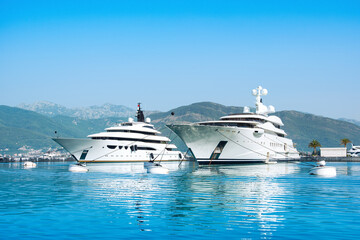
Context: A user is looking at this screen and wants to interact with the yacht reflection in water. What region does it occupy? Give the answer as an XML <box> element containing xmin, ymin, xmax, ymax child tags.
<box><xmin>85</xmin><ymin>162</ymin><xmax>299</xmax><ymax>235</ymax></box>
<box><xmin>85</xmin><ymin>161</ymin><xmax>199</xmax><ymax>174</ymax></box>
<box><xmin>189</xmin><ymin>163</ymin><xmax>299</xmax><ymax>232</ymax></box>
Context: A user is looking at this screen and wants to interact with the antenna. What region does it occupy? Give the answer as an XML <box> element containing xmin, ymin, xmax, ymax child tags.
<box><xmin>252</xmin><ymin>86</ymin><xmax>270</xmax><ymax>114</ymax></box>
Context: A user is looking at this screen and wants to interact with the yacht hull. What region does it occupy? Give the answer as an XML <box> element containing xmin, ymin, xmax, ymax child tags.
<box><xmin>167</xmin><ymin>125</ymin><xmax>300</xmax><ymax>164</ymax></box>
<box><xmin>52</xmin><ymin>138</ymin><xmax>186</xmax><ymax>163</ymax></box>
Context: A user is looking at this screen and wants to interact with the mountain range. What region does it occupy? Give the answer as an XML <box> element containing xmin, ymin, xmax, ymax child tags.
<box><xmin>18</xmin><ymin>101</ymin><xmax>135</xmax><ymax>119</ymax></box>
<box><xmin>1</xmin><ymin>102</ymin><xmax>359</xmax><ymax>154</ymax></box>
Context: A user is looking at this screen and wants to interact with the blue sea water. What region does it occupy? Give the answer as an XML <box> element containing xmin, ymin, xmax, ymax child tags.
<box><xmin>0</xmin><ymin>162</ymin><xmax>360</xmax><ymax>240</ymax></box>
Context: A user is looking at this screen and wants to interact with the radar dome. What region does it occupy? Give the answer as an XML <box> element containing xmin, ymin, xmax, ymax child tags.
<box><xmin>252</xmin><ymin>89</ymin><xmax>257</xmax><ymax>96</ymax></box>
<box><xmin>257</xmin><ymin>104</ymin><xmax>268</xmax><ymax>114</ymax></box>
<box><xmin>268</xmin><ymin>105</ymin><xmax>275</xmax><ymax>113</ymax></box>
<box><xmin>128</xmin><ymin>117</ymin><xmax>134</xmax><ymax>123</ymax></box>
<box><xmin>243</xmin><ymin>106</ymin><xmax>250</xmax><ymax>113</ymax></box>
<box><xmin>262</xmin><ymin>89</ymin><xmax>268</xmax><ymax>95</ymax></box>
<box><xmin>145</xmin><ymin>117</ymin><xmax>151</xmax><ymax>123</ymax></box>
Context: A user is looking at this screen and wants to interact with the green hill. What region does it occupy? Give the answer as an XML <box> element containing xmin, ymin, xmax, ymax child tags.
<box><xmin>0</xmin><ymin>126</ymin><xmax>53</xmax><ymax>151</ymax></box>
<box><xmin>149</xmin><ymin>102</ymin><xmax>245</xmax><ymax>124</ymax></box>
<box><xmin>0</xmin><ymin>105</ymin><xmax>68</xmax><ymax>151</ymax></box>
<box><xmin>275</xmin><ymin>111</ymin><xmax>360</xmax><ymax>151</ymax></box>
<box><xmin>0</xmin><ymin>105</ymin><xmax>126</xmax><ymax>153</ymax></box>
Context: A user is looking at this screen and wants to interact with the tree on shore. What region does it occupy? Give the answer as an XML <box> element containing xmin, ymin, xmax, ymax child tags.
<box><xmin>308</xmin><ymin>140</ymin><xmax>321</xmax><ymax>155</ymax></box>
<box><xmin>340</xmin><ymin>138</ymin><xmax>351</xmax><ymax>149</ymax></box>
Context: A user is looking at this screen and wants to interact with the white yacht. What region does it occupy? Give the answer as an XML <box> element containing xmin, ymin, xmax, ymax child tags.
<box><xmin>167</xmin><ymin>86</ymin><xmax>300</xmax><ymax>164</ymax></box>
<box><xmin>53</xmin><ymin>104</ymin><xmax>185</xmax><ymax>164</ymax></box>
<box><xmin>348</xmin><ymin>144</ymin><xmax>360</xmax><ymax>157</ymax></box>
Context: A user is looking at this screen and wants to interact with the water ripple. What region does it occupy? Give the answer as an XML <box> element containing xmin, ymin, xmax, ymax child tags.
<box><xmin>0</xmin><ymin>162</ymin><xmax>360</xmax><ymax>239</ymax></box>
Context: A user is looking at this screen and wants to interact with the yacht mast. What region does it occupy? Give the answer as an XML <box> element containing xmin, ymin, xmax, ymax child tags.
<box><xmin>136</xmin><ymin>103</ymin><xmax>145</xmax><ymax>122</ymax></box>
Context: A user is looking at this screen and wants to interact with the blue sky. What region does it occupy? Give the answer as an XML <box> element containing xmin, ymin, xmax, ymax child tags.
<box><xmin>1</xmin><ymin>0</ymin><xmax>359</xmax><ymax>120</ymax></box>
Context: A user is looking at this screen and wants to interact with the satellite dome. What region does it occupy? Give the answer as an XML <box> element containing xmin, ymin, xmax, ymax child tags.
<box><xmin>243</xmin><ymin>106</ymin><xmax>250</xmax><ymax>113</ymax></box>
<box><xmin>268</xmin><ymin>105</ymin><xmax>275</xmax><ymax>113</ymax></box>
<box><xmin>262</xmin><ymin>89</ymin><xmax>268</xmax><ymax>95</ymax></box>
<box><xmin>145</xmin><ymin>117</ymin><xmax>151</xmax><ymax>123</ymax></box>
<box><xmin>252</xmin><ymin>89</ymin><xmax>257</xmax><ymax>96</ymax></box>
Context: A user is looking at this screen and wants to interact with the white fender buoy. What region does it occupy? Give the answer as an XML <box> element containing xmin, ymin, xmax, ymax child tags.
<box><xmin>309</xmin><ymin>161</ymin><xmax>336</xmax><ymax>177</ymax></box>
<box><xmin>23</xmin><ymin>161</ymin><xmax>37</xmax><ymax>168</ymax></box>
<box><xmin>265</xmin><ymin>161</ymin><xmax>277</xmax><ymax>164</ymax></box>
<box><xmin>148</xmin><ymin>166</ymin><xmax>169</xmax><ymax>174</ymax></box>
<box><xmin>69</xmin><ymin>164</ymin><xmax>88</xmax><ymax>172</ymax></box>
<box><xmin>145</xmin><ymin>162</ymin><xmax>169</xmax><ymax>174</ymax></box>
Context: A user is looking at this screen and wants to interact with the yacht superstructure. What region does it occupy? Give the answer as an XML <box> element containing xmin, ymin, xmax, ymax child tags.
<box><xmin>53</xmin><ymin>104</ymin><xmax>185</xmax><ymax>163</ymax></box>
<box><xmin>167</xmin><ymin>86</ymin><xmax>300</xmax><ymax>164</ymax></box>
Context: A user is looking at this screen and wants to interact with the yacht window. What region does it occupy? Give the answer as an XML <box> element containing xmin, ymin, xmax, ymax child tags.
<box><xmin>125</xmin><ymin>146</ymin><xmax>128</xmax><ymax>150</ymax></box>
<box><xmin>107</xmin><ymin>129</ymin><xmax>156</xmax><ymax>135</ymax></box>
<box><xmin>91</xmin><ymin>137</ymin><xmax>163</xmax><ymax>144</ymax></box>
<box><xmin>143</xmin><ymin>126</ymin><xmax>154</xmax><ymax>129</ymax></box>
<box><xmin>107</xmin><ymin>145</ymin><xmax>117</xmax><ymax>149</ymax></box>
<box><xmin>119</xmin><ymin>146</ymin><xmax>123</xmax><ymax>149</ymax></box>
<box><xmin>137</xmin><ymin>147</ymin><xmax>156</xmax><ymax>151</ymax></box>
<box><xmin>222</xmin><ymin>118</ymin><xmax>266</xmax><ymax>123</ymax></box>
<box><xmin>199</xmin><ymin>122</ymin><xmax>254</xmax><ymax>128</ymax></box>
<box><xmin>130</xmin><ymin>145</ymin><xmax>138</xmax><ymax>151</ymax></box>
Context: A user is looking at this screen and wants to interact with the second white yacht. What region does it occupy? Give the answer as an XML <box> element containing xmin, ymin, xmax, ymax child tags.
<box><xmin>167</xmin><ymin>86</ymin><xmax>300</xmax><ymax>164</ymax></box>
<box><xmin>53</xmin><ymin>104</ymin><xmax>185</xmax><ymax>164</ymax></box>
